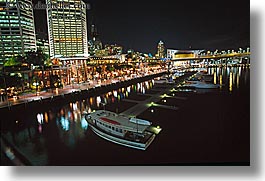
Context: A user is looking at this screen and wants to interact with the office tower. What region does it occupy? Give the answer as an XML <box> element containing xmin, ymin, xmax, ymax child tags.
<box><xmin>46</xmin><ymin>0</ymin><xmax>88</xmax><ymax>58</ymax></box>
<box><xmin>0</xmin><ymin>0</ymin><xmax>37</xmax><ymax>67</ymax></box>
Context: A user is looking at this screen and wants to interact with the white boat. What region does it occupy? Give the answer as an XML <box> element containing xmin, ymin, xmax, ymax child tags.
<box><xmin>183</xmin><ymin>77</ymin><xmax>219</xmax><ymax>89</ymax></box>
<box><xmin>154</xmin><ymin>76</ymin><xmax>174</xmax><ymax>84</ymax></box>
<box><xmin>154</xmin><ymin>77</ymin><xmax>168</xmax><ymax>84</ymax></box>
<box><xmin>84</xmin><ymin>110</ymin><xmax>162</xmax><ymax>150</ymax></box>
<box><xmin>183</xmin><ymin>80</ymin><xmax>220</xmax><ymax>89</ymax></box>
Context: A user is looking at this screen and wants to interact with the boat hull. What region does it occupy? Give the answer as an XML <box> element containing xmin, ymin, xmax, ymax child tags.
<box><xmin>88</xmin><ymin>123</ymin><xmax>156</xmax><ymax>150</ymax></box>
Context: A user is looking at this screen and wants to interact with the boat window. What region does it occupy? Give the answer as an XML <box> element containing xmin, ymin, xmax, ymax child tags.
<box><xmin>116</xmin><ymin>128</ymin><xmax>119</xmax><ymax>132</ymax></box>
<box><xmin>112</xmin><ymin>127</ymin><xmax>115</xmax><ymax>130</ymax></box>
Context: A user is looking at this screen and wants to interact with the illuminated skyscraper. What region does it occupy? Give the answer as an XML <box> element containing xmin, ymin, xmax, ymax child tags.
<box><xmin>157</xmin><ymin>40</ymin><xmax>165</xmax><ymax>59</ymax></box>
<box><xmin>46</xmin><ymin>0</ymin><xmax>88</xmax><ymax>58</ymax></box>
<box><xmin>0</xmin><ymin>0</ymin><xmax>37</xmax><ymax>66</ymax></box>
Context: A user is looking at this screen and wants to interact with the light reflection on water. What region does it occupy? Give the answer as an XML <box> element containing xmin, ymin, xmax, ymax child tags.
<box><xmin>40</xmin><ymin>81</ymin><xmax>153</xmax><ymax>145</ymax></box>
<box><xmin>1</xmin><ymin>67</ymin><xmax>249</xmax><ymax>165</ymax></box>
<box><xmin>210</xmin><ymin>66</ymin><xmax>249</xmax><ymax>92</ymax></box>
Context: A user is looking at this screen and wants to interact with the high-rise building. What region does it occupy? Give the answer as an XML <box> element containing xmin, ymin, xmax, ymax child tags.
<box><xmin>88</xmin><ymin>24</ymin><xmax>103</xmax><ymax>55</ymax></box>
<box><xmin>36</xmin><ymin>39</ymin><xmax>50</xmax><ymax>57</ymax></box>
<box><xmin>0</xmin><ymin>0</ymin><xmax>37</xmax><ymax>67</ymax></box>
<box><xmin>157</xmin><ymin>40</ymin><xmax>165</xmax><ymax>59</ymax></box>
<box><xmin>46</xmin><ymin>0</ymin><xmax>88</xmax><ymax>58</ymax></box>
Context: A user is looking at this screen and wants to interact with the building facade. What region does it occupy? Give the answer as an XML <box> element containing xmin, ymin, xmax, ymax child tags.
<box><xmin>157</xmin><ymin>40</ymin><xmax>165</xmax><ymax>59</ymax></box>
<box><xmin>0</xmin><ymin>0</ymin><xmax>37</xmax><ymax>67</ymax></box>
<box><xmin>36</xmin><ymin>38</ymin><xmax>50</xmax><ymax>57</ymax></box>
<box><xmin>46</xmin><ymin>0</ymin><xmax>88</xmax><ymax>58</ymax></box>
<box><xmin>167</xmin><ymin>49</ymin><xmax>204</xmax><ymax>60</ymax></box>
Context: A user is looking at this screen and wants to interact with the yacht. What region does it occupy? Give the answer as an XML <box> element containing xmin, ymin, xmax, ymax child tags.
<box><xmin>183</xmin><ymin>77</ymin><xmax>220</xmax><ymax>89</ymax></box>
<box><xmin>84</xmin><ymin>110</ymin><xmax>162</xmax><ymax>150</ymax></box>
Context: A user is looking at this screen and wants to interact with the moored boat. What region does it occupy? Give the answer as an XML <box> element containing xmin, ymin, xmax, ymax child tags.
<box><xmin>182</xmin><ymin>76</ymin><xmax>220</xmax><ymax>89</ymax></box>
<box><xmin>183</xmin><ymin>80</ymin><xmax>220</xmax><ymax>89</ymax></box>
<box><xmin>84</xmin><ymin>110</ymin><xmax>162</xmax><ymax>150</ymax></box>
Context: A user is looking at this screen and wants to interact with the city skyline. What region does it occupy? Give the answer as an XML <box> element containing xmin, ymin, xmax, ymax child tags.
<box><xmin>0</xmin><ymin>0</ymin><xmax>251</xmax><ymax>167</ymax></box>
<box><xmin>33</xmin><ymin>0</ymin><xmax>250</xmax><ymax>54</ymax></box>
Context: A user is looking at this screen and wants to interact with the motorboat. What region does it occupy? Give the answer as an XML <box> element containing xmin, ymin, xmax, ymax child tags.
<box><xmin>182</xmin><ymin>77</ymin><xmax>220</xmax><ymax>89</ymax></box>
<box><xmin>183</xmin><ymin>80</ymin><xmax>220</xmax><ymax>89</ymax></box>
<box><xmin>154</xmin><ymin>77</ymin><xmax>168</xmax><ymax>84</ymax></box>
<box><xmin>154</xmin><ymin>76</ymin><xmax>174</xmax><ymax>84</ymax></box>
<box><xmin>84</xmin><ymin>110</ymin><xmax>162</xmax><ymax>150</ymax></box>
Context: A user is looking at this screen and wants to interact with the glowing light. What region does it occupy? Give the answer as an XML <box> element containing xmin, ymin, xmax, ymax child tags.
<box><xmin>214</xmin><ymin>72</ymin><xmax>217</xmax><ymax>84</ymax></box>
<box><xmin>37</xmin><ymin>113</ymin><xmax>44</xmax><ymax>124</ymax></box>
<box><xmin>142</xmin><ymin>87</ymin><xmax>145</xmax><ymax>94</ymax></box>
<box><xmin>145</xmin><ymin>81</ymin><xmax>149</xmax><ymax>88</ymax></box>
<box><xmin>60</xmin><ymin>117</ymin><xmax>70</xmax><ymax>131</ymax></box>
<box><xmin>73</xmin><ymin>103</ymin><xmax>78</xmax><ymax>111</ymax></box>
<box><xmin>74</xmin><ymin>112</ymin><xmax>78</xmax><ymax>122</ymax></box>
<box><xmin>151</xmin><ymin>109</ymin><xmax>154</xmax><ymax>113</ymax></box>
<box><xmin>96</xmin><ymin>96</ymin><xmax>101</xmax><ymax>107</ymax></box>
<box><xmin>137</xmin><ymin>83</ymin><xmax>140</xmax><ymax>89</ymax></box>
<box><xmin>90</xmin><ymin>97</ymin><xmax>93</xmax><ymax>105</ymax></box>
<box><xmin>88</xmin><ymin>107</ymin><xmax>92</xmax><ymax>113</ymax></box>
<box><xmin>113</xmin><ymin>91</ymin><xmax>118</xmax><ymax>98</ymax></box>
<box><xmin>127</xmin><ymin>86</ymin><xmax>131</xmax><ymax>93</ymax></box>
<box><xmin>81</xmin><ymin>117</ymin><xmax>88</xmax><ymax>130</ymax></box>
<box><xmin>38</xmin><ymin>125</ymin><xmax>42</xmax><ymax>133</ymax></box>
<box><xmin>44</xmin><ymin>112</ymin><xmax>49</xmax><ymax>123</ymax></box>
<box><xmin>229</xmin><ymin>72</ymin><xmax>233</xmax><ymax>92</ymax></box>
<box><xmin>219</xmin><ymin>76</ymin><xmax>223</xmax><ymax>89</ymax></box>
<box><xmin>237</xmin><ymin>73</ymin><xmax>240</xmax><ymax>88</ymax></box>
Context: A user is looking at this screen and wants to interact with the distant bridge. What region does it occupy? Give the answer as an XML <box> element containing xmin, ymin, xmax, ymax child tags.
<box><xmin>170</xmin><ymin>52</ymin><xmax>250</xmax><ymax>61</ymax></box>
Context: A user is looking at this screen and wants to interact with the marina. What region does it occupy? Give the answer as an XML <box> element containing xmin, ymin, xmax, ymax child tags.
<box><xmin>1</xmin><ymin>66</ymin><xmax>250</xmax><ymax>165</ymax></box>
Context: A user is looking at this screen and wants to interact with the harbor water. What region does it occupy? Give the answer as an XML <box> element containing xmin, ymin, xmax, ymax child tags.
<box><xmin>0</xmin><ymin>66</ymin><xmax>250</xmax><ymax>165</ymax></box>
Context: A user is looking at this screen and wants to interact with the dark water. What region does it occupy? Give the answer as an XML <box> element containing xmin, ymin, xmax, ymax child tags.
<box><xmin>1</xmin><ymin>66</ymin><xmax>250</xmax><ymax>165</ymax></box>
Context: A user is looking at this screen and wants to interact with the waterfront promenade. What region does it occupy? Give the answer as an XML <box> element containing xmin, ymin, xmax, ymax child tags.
<box><xmin>0</xmin><ymin>70</ymin><xmax>167</xmax><ymax>109</ymax></box>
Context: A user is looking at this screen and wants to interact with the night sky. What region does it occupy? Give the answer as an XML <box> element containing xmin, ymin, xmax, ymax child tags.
<box><xmin>33</xmin><ymin>0</ymin><xmax>250</xmax><ymax>54</ymax></box>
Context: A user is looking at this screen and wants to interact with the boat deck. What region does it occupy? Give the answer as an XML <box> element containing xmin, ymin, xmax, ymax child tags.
<box><xmin>91</xmin><ymin>110</ymin><xmax>149</xmax><ymax>133</ymax></box>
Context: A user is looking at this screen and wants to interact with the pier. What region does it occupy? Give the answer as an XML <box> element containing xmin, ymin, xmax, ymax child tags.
<box><xmin>120</xmin><ymin>72</ymin><xmax>194</xmax><ymax>117</ymax></box>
